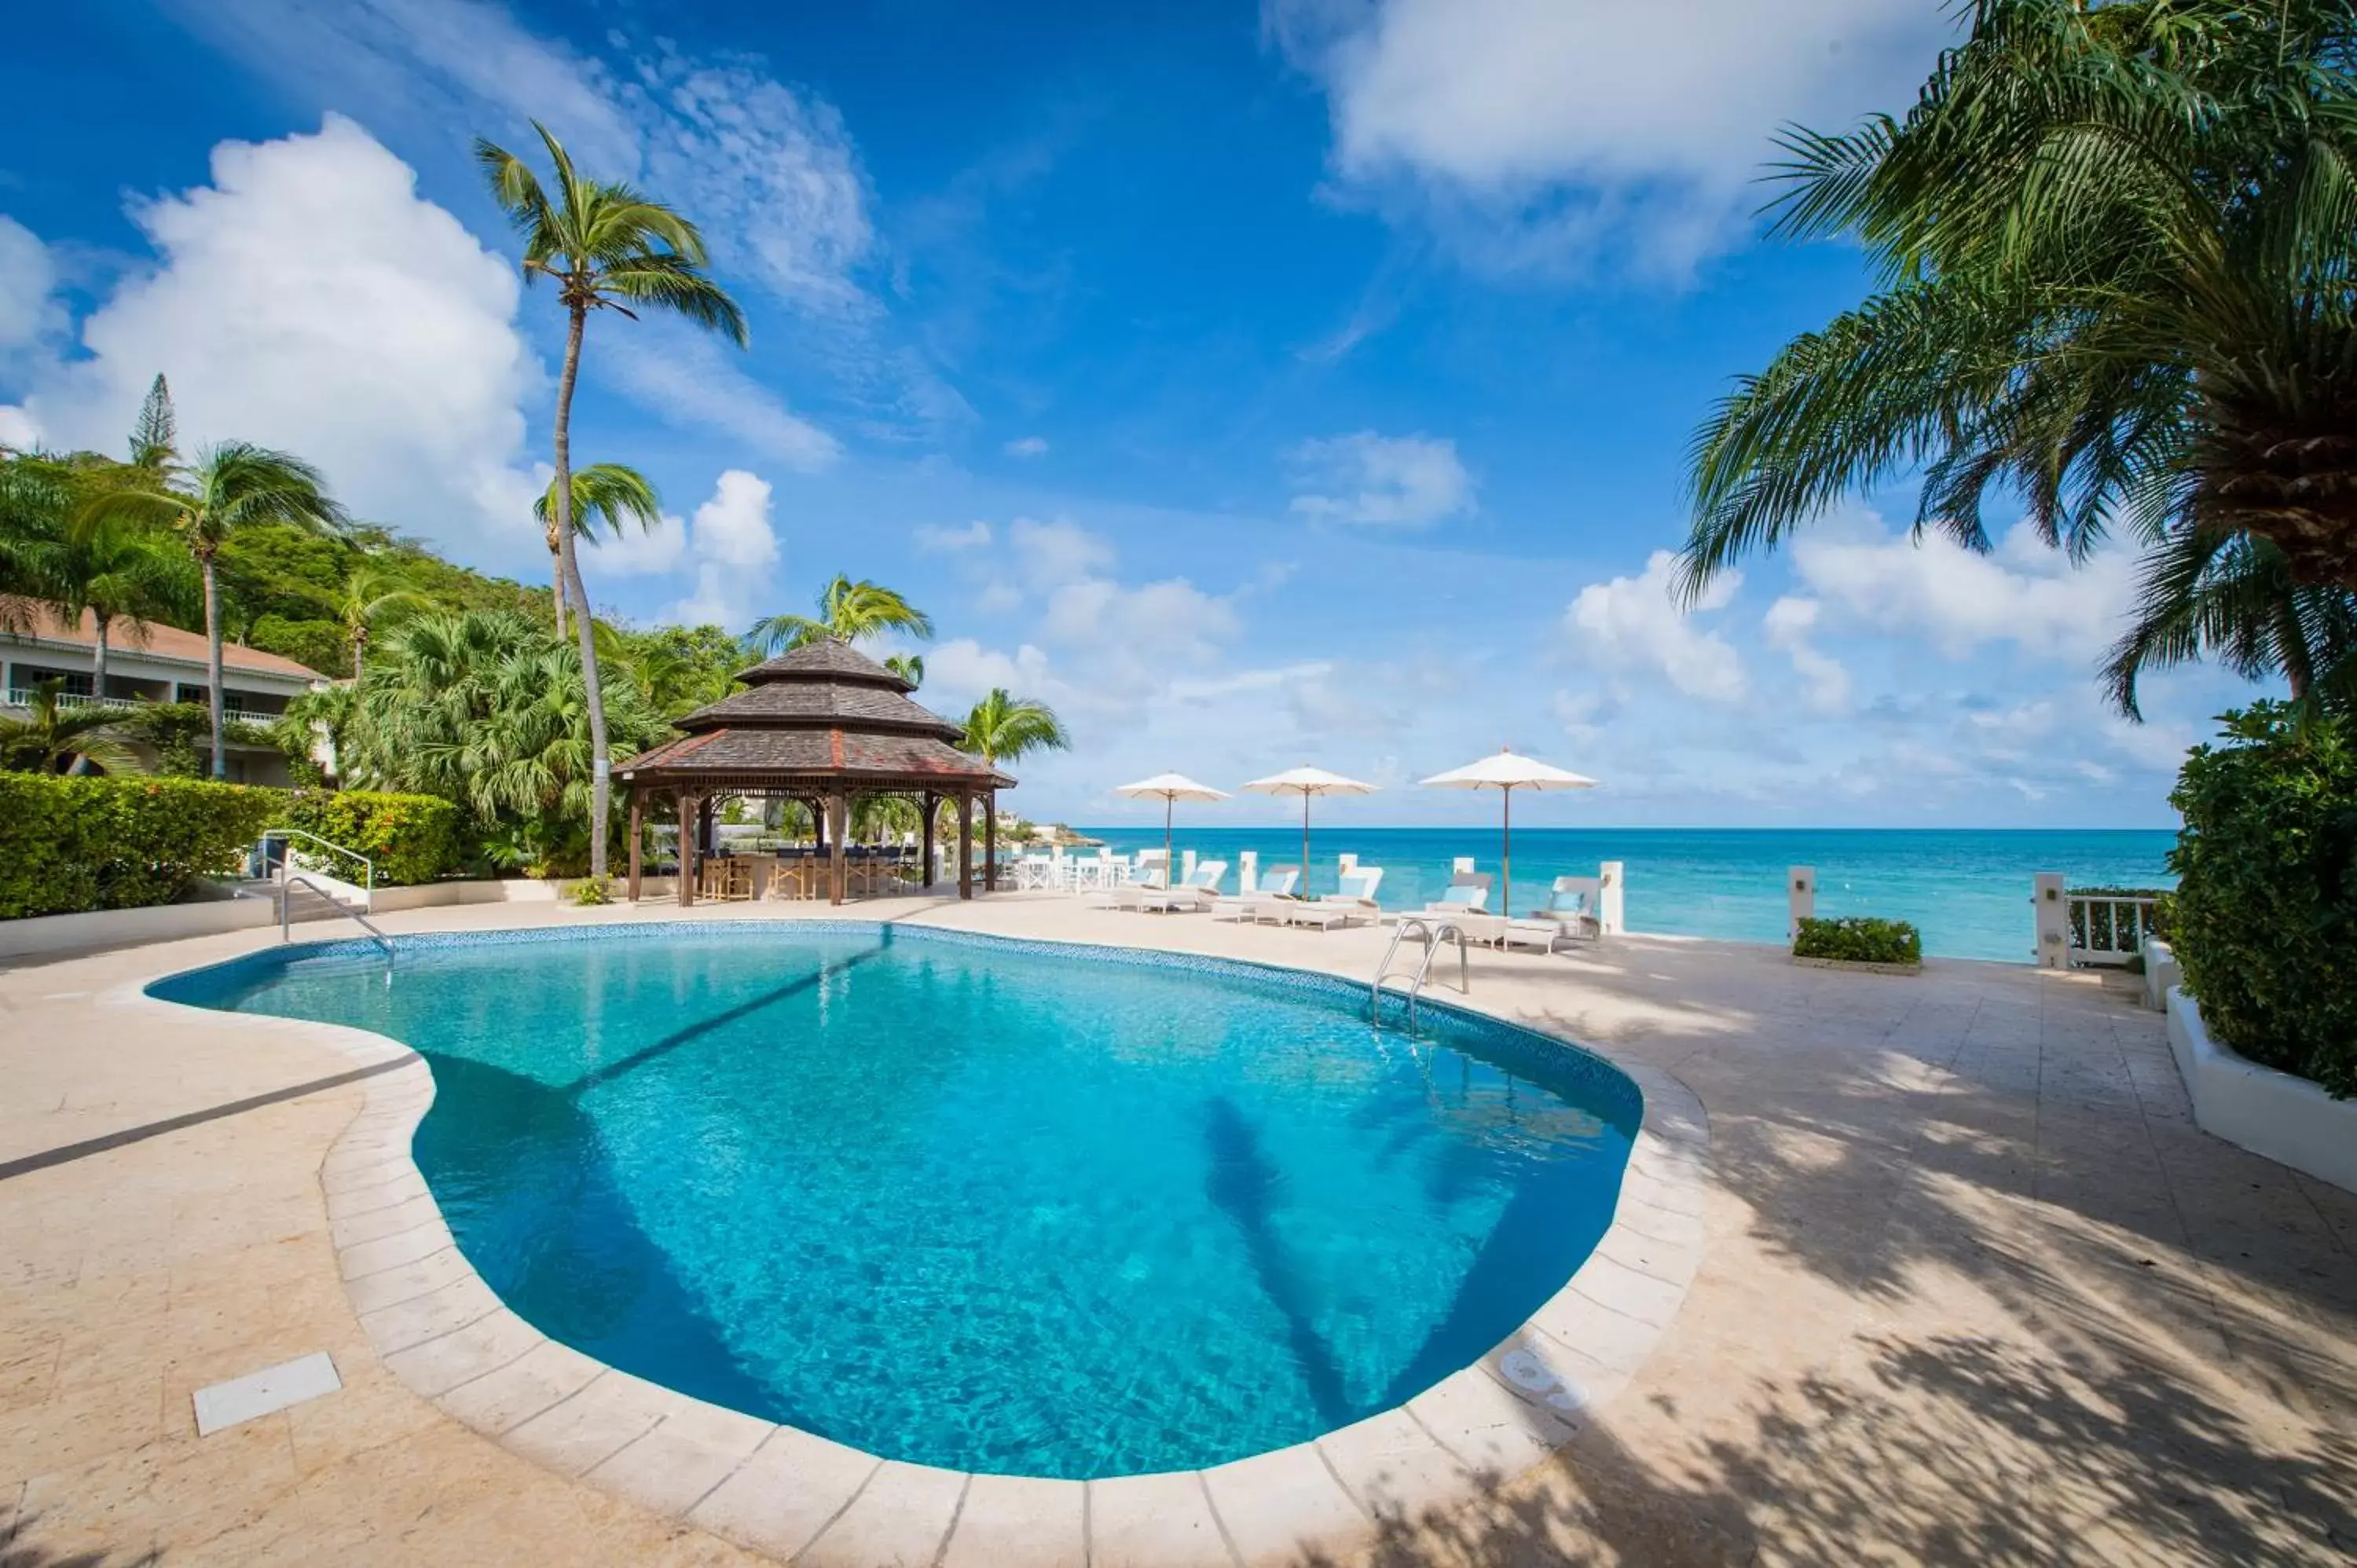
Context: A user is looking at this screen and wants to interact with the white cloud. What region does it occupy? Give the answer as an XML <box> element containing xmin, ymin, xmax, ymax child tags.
<box><xmin>1287</xmin><ymin>430</ymin><xmax>1473</xmax><ymax>527</ymax></box>
<box><xmin>595</xmin><ymin>328</ymin><xmax>838</xmax><ymax>471</ymax></box>
<box><xmin>584</xmin><ymin>511</ymin><xmax>686</xmax><ymax>577</ymax></box>
<box><xmin>664</xmin><ymin>469</ymin><xmax>777</xmax><ymax>626</ymax></box>
<box><xmin>1567</xmin><ymin>549</ymin><xmax>1747</xmax><ymax>704</ymax></box>
<box><xmin>916</xmin><ymin>519</ymin><xmax>992</xmax><ymax>551</ymax></box>
<box><xmin>1761</xmin><ymin>595</ymin><xmax>1851</xmax><ymax>713</ymax></box>
<box><xmin>0</xmin><ymin>217</ymin><xmax>62</xmax><ymax>354</ymax></box>
<box><xmin>16</xmin><ymin>116</ymin><xmax>545</xmax><ymax>563</ymax></box>
<box><xmin>1009</xmin><ymin>517</ymin><xmax>1116</xmax><ymax>582</ymax></box>
<box><xmin>1267</xmin><ymin>0</ymin><xmax>1952</xmax><ymax>277</ymax></box>
<box><xmin>1003</xmin><ymin>435</ymin><xmax>1050</xmax><ymax>458</ymax></box>
<box><xmin>635</xmin><ymin>48</ymin><xmax>874</xmax><ymax>317</ymax></box>
<box><xmin>1792</xmin><ymin>518</ymin><xmax>2139</xmax><ymax>661</ymax></box>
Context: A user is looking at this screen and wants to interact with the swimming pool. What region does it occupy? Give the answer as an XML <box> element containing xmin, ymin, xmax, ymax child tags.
<box><xmin>153</xmin><ymin>923</ymin><xmax>1640</xmax><ymax>1479</ymax></box>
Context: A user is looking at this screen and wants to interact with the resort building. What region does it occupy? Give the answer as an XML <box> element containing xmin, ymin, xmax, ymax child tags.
<box><xmin>1</xmin><ymin>605</ymin><xmax>329</xmax><ymax>784</ymax></box>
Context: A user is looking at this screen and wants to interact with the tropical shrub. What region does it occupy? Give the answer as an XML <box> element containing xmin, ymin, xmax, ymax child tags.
<box><xmin>1794</xmin><ymin>916</ymin><xmax>1923</xmax><ymax>966</ymax></box>
<box><xmin>2168</xmin><ymin>703</ymin><xmax>2357</xmax><ymax>1097</ymax></box>
<box><xmin>0</xmin><ymin>774</ymin><xmax>280</xmax><ymax>918</ymax></box>
<box><xmin>119</xmin><ymin>702</ymin><xmax>283</xmax><ymax>778</ymax></box>
<box><xmin>278</xmin><ymin>788</ymin><xmax>462</xmax><ymax>886</ymax></box>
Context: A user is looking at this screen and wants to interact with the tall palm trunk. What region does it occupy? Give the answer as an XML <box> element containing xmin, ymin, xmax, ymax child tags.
<box><xmin>92</xmin><ymin>614</ymin><xmax>110</xmax><ymax>702</ymax></box>
<box><xmin>549</xmin><ymin>540</ymin><xmax>570</xmax><ymax>641</ymax></box>
<box><xmin>202</xmin><ymin>551</ymin><xmax>225</xmax><ymax>779</ymax></box>
<box><xmin>554</xmin><ymin>304</ymin><xmax>612</xmax><ymax>877</ymax></box>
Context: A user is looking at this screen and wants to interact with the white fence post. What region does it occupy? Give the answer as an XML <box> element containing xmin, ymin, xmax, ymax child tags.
<box><xmin>1788</xmin><ymin>866</ymin><xmax>1816</xmax><ymax>941</ymax></box>
<box><xmin>1598</xmin><ymin>861</ymin><xmax>1625</xmax><ymax>935</ymax></box>
<box><xmin>1238</xmin><ymin>849</ymin><xmax>1258</xmax><ymax>893</ymax></box>
<box><xmin>2033</xmin><ymin>872</ymin><xmax>2069</xmax><ymax>969</ymax></box>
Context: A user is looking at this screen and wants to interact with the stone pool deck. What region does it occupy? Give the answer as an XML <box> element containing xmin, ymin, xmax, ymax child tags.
<box><xmin>3</xmin><ymin>893</ymin><xmax>2353</xmax><ymax>1566</ymax></box>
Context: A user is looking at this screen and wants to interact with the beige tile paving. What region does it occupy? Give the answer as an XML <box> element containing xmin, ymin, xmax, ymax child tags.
<box><xmin>2</xmin><ymin>893</ymin><xmax>2352</xmax><ymax>1565</ymax></box>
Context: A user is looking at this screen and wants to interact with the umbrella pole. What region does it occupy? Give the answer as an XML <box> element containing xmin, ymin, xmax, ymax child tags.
<box><xmin>1502</xmin><ymin>784</ymin><xmax>1512</xmax><ymax>916</ymax></box>
<box><xmin>1164</xmin><ymin>796</ymin><xmax>1174</xmax><ymax>887</ymax></box>
<box><xmin>1301</xmin><ymin>791</ymin><xmax>1310</xmax><ymax>887</ymax></box>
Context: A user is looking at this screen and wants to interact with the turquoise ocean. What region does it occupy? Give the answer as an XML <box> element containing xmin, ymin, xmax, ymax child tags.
<box><xmin>1072</xmin><ymin>827</ymin><xmax>2179</xmax><ymax>963</ymax></box>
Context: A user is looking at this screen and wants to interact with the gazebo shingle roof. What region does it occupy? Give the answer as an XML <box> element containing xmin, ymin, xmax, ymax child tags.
<box><xmin>615</xmin><ymin>636</ymin><xmax>1011</xmax><ymax>792</ymax></box>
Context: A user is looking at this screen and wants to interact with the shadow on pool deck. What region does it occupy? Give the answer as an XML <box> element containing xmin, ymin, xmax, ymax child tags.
<box><xmin>1283</xmin><ymin>978</ymin><xmax>2357</xmax><ymax>1566</ymax></box>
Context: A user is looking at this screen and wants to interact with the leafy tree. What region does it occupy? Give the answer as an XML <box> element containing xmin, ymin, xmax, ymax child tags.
<box><xmin>750</xmin><ymin>576</ymin><xmax>935</xmax><ymax>654</ymax></box>
<box><xmin>83</xmin><ymin>442</ymin><xmax>345</xmax><ymax>778</ymax></box>
<box><xmin>958</xmin><ymin>687</ymin><xmax>1071</xmax><ymax>768</ymax></box>
<box><xmin>129</xmin><ymin>375</ymin><xmax>176</xmax><ymax>471</ymax></box>
<box><xmin>212</xmin><ymin>522</ymin><xmax>358</xmax><ymax>643</ymax></box>
<box><xmin>349</xmin><ymin>610</ymin><xmax>665</xmax><ymax>872</ymax></box>
<box><xmin>476</xmin><ymin>120</ymin><xmax>746</xmax><ymax>880</ymax></box>
<box><xmin>611</xmin><ymin>621</ymin><xmax>742</xmax><ymax>717</ymax></box>
<box><xmin>0</xmin><ymin>680</ymin><xmax>141</xmax><ymax>775</ymax></box>
<box><xmin>533</xmin><ymin>462</ymin><xmax>662</xmax><ymax>640</ymax></box>
<box><xmin>1683</xmin><ymin>0</ymin><xmax>2357</xmax><ymax>714</ymax></box>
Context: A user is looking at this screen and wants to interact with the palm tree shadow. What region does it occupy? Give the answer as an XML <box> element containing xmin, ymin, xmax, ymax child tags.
<box><xmin>0</xmin><ymin>1513</ymin><xmax>159</xmax><ymax>1568</ymax></box>
<box><xmin>1201</xmin><ymin>1095</ymin><xmax>1355</xmax><ymax>1428</ymax></box>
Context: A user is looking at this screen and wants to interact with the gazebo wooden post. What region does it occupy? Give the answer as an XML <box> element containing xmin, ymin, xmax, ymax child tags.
<box><xmin>957</xmin><ymin>793</ymin><xmax>974</xmax><ymax>901</ymax></box>
<box><xmin>983</xmin><ymin>789</ymin><xmax>998</xmax><ymax>892</ymax></box>
<box><xmin>809</xmin><ymin>797</ymin><xmax>826</xmax><ymax>855</ymax></box>
<box><xmin>921</xmin><ymin>791</ymin><xmax>937</xmax><ymax>891</ymax></box>
<box><xmin>676</xmin><ymin>789</ymin><xmax>697</xmax><ymax>907</ymax></box>
<box><xmin>827</xmin><ymin>793</ymin><xmax>849</xmax><ymax>906</ymax></box>
<box><xmin>626</xmin><ymin>789</ymin><xmax>643</xmax><ymax>902</ymax></box>
<box><xmin>698</xmin><ymin>796</ymin><xmax>716</xmax><ymax>860</ymax></box>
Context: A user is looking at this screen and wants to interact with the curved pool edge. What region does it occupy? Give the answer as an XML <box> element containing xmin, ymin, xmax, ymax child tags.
<box><xmin>134</xmin><ymin>918</ymin><xmax>1711</xmax><ymax>1568</ymax></box>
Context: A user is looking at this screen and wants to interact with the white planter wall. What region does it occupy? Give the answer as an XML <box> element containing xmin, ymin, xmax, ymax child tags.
<box><xmin>2166</xmin><ymin>987</ymin><xmax>2357</xmax><ymax>1196</ymax></box>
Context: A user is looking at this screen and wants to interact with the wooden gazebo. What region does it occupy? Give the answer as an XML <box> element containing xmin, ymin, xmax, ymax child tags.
<box><xmin>615</xmin><ymin>638</ymin><xmax>1014</xmax><ymax>906</ymax></box>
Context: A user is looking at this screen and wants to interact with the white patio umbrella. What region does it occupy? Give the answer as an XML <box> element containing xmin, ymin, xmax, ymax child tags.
<box><xmin>1419</xmin><ymin>748</ymin><xmax>1597</xmax><ymax>915</ymax></box>
<box><xmin>1240</xmin><ymin>766</ymin><xmax>1377</xmax><ymax>885</ymax></box>
<box><xmin>1114</xmin><ymin>772</ymin><xmax>1230</xmax><ymax>884</ymax></box>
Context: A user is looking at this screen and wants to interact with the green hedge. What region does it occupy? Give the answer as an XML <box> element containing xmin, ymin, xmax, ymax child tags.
<box><xmin>0</xmin><ymin>775</ymin><xmax>282</xmax><ymax>918</ymax></box>
<box><xmin>279</xmin><ymin>788</ymin><xmax>461</xmax><ymax>886</ymax></box>
<box><xmin>1794</xmin><ymin>915</ymin><xmax>1923</xmax><ymax>965</ymax></box>
<box><xmin>2169</xmin><ymin>703</ymin><xmax>2357</xmax><ymax>1097</ymax></box>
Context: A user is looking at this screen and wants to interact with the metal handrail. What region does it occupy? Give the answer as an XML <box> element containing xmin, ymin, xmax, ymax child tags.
<box><xmin>280</xmin><ymin>872</ymin><xmax>395</xmax><ymax>961</ymax></box>
<box><xmin>1371</xmin><ymin>915</ymin><xmax>1471</xmax><ymax>1028</ymax></box>
<box><xmin>260</xmin><ymin>826</ymin><xmax>374</xmax><ymax>892</ymax></box>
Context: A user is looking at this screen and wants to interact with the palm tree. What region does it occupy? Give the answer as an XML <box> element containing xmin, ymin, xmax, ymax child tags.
<box><xmin>477</xmin><ymin>122</ymin><xmax>746</xmax><ymax>879</ymax></box>
<box><xmin>884</xmin><ymin>653</ymin><xmax>925</xmax><ymax>688</ymax></box>
<box><xmin>83</xmin><ymin>443</ymin><xmax>344</xmax><ymax>777</ymax></box>
<box><xmin>533</xmin><ymin>462</ymin><xmax>662</xmax><ymax>640</ymax></box>
<box><xmin>958</xmin><ymin>687</ymin><xmax>1072</xmax><ymax>769</ymax></box>
<box><xmin>331</xmin><ymin>563</ymin><xmax>430</xmax><ymax>683</ymax></box>
<box><xmin>9</xmin><ymin>510</ymin><xmax>193</xmax><ymax>698</ymax></box>
<box><xmin>749</xmin><ymin>576</ymin><xmax>934</xmax><ymax>654</ymax></box>
<box><xmin>1681</xmin><ymin>0</ymin><xmax>2357</xmax><ymax>712</ymax></box>
<box><xmin>0</xmin><ymin>680</ymin><xmax>141</xmax><ymax>775</ymax></box>
<box><xmin>2104</xmin><ymin>526</ymin><xmax>2357</xmax><ymax>720</ymax></box>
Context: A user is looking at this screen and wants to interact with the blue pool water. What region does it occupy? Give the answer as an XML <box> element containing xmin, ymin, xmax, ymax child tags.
<box><xmin>155</xmin><ymin>924</ymin><xmax>1639</xmax><ymax>1478</ymax></box>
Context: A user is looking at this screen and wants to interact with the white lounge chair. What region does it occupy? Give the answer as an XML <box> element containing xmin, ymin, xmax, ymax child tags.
<box><xmin>1530</xmin><ymin>876</ymin><xmax>1601</xmax><ymax>940</ymax></box>
<box><xmin>1392</xmin><ymin>874</ymin><xmax>1490</xmax><ymax>922</ymax></box>
<box><xmin>1138</xmin><ymin>859</ymin><xmax>1228</xmax><ymax>913</ymax></box>
<box><xmin>1276</xmin><ymin>898</ymin><xmax>1355</xmax><ymax>930</ymax></box>
<box><xmin>1211</xmin><ymin>865</ymin><xmax>1298</xmax><ymax>921</ymax></box>
<box><xmin>1089</xmin><ymin>865</ymin><xmax>1165</xmax><ymax>910</ymax></box>
<box><xmin>1314</xmin><ymin>866</ymin><xmax>1384</xmax><ymax>926</ymax></box>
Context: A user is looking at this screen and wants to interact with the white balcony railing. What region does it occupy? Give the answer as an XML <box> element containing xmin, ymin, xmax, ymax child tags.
<box><xmin>2067</xmin><ymin>892</ymin><xmax>2165</xmax><ymax>967</ymax></box>
<box><xmin>2</xmin><ymin>687</ymin><xmax>145</xmax><ymax>713</ymax></box>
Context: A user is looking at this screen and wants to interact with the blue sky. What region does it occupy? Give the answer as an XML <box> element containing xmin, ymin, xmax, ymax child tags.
<box><xmin>0</xmin><ymin>0</ymin><xmax>2260</xmax><ymax>828</ymax></box>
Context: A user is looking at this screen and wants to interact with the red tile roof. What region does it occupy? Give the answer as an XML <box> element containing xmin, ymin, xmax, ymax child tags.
<box><xmin>2</xmin><ymin>601</ymin><xmax>328</xmax><ymax>680</ymax></box>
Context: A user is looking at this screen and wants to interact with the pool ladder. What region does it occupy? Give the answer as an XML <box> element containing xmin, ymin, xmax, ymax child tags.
<box><xmin>1371</xmin><ymin>916</ymin><xmax>1469</xmax><ymax>1028</ymax></box>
